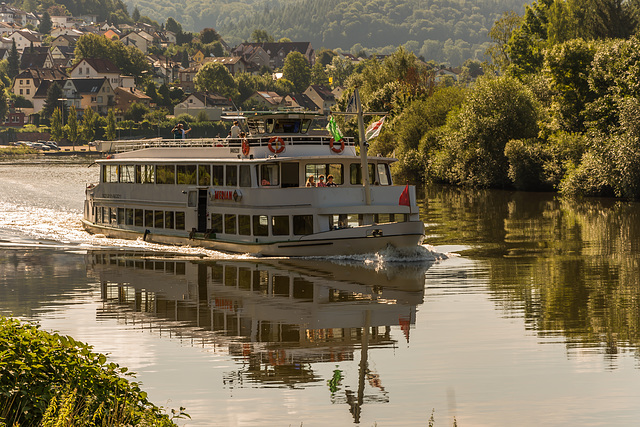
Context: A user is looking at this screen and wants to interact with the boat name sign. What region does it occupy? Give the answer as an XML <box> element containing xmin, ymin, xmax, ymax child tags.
<box><xmin>208</xmin><ymin>188</ymin><xmax>243</xmax><ymax>202</ymax></box>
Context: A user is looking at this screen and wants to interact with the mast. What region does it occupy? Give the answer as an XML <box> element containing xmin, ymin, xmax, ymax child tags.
<box><xmin>354</xmin><ymin>88</ymin><xmax>372</xmax><ymax>205</ymax></box>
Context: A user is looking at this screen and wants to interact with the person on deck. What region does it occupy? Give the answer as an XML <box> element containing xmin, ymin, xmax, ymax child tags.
<box><xmin>326</xmin><ymin>175</ymin><xmax>337</xmax><ymax>186</ymax></box>
<box><xmin>317</xmin><ymin>175</ymin><xmax>327</xmax><ymax>187</ymax></box>
<box><xmin>305</xmin><ymin>176</ymin><xmax>316</xmax><ymax>187</ymax></box>
<box><xmin>230</xmin><ymin>120</ymin><xmax>241</xmax><ymax>138</ymax></box>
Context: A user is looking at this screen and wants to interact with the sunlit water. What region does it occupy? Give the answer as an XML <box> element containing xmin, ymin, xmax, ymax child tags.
<box><xmin>2</xmin><ymin>160</ymin><xmax>640</xmax><ymax>426</ymax></box>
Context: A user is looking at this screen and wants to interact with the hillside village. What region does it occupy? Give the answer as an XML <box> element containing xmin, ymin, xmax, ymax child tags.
<box><xmin>0</xmin><ymin>2</ymin><xmax>469</xmax><ymax>138</ymax></box>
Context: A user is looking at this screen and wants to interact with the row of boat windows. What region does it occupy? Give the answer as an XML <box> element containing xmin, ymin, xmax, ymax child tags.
<box><xmin>96</xmin><ymin>207</ymin><xmax>187</xmax><ymax>230</ymax></box>
<box><xmin>101</xmin><ymin>162</ymin><xmax>392</xmax><ymax>187</ymax></box>
<box><xmin>95</xmin><ymin>205</ymin><xmax>407</xmax><ymax>237</ymax></box>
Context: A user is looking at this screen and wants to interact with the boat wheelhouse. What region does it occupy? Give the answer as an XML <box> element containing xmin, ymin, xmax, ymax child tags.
<box><xmin>82</xmin><ymin>110</ymin><xmax>424</xmax><ymax>257</ymax></box>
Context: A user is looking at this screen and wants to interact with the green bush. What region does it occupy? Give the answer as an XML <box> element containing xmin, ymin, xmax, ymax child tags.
<box><xmin>0</xmin><ymin>317</ymin><xmax>183</xmax><ymax>426</ymax></box>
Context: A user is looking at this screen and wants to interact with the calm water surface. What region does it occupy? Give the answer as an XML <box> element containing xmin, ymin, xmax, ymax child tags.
<box><xmin>1</xmin><ymin>160</ymin><xmax>640</xmax><ymax>426</ymax></box>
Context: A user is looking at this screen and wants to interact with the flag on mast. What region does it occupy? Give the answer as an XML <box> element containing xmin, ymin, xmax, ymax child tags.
<box><xmin>326</xmin><ymin>116</ymin><xmax>343</xmax><ymax>142</ymax></box>
<box><xmin>365</xmin><ymin>116</ymin><xmax>385</xmax><ymax>141</ymax></box>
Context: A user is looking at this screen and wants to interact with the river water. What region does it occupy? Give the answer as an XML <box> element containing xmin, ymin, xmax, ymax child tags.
<box><xmin>1</xmin><ymin>159</ymin><xmax>640</xmax><ymax>426</ymax></box>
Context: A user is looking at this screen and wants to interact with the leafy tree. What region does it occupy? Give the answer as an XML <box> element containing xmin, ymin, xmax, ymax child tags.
<box><xmin>0</xmin><ymin>81</ymin><xmax>8</xmax><ymax>122</ymax></box>
<box><xmin>310</xmin><ymin>61</ymin><xmax>330</xmax><ymax>86</ymax></box>
<box><xmin>283</xmin><ymin>51</ymin><xmax>311</xmax><ymax>93</ymax></box>
<box><xmin>81</xmin><ymin>107</ymin><xmax>97</xmax><ymax>143</ymax></box>
<box><xmin>66</xmin><ymin>105</ymin><xmax>79</xmax><ymax>149</ymax></box>
<box><xmin>544</xmin><ymin>38</ymin><xmax>596</xmax><ymax>132</ymax></box>
<box><xmin>434</xmin><ymin>75</ymin><xmax>541</xmax><ymax>187</ymax></box>
<box><xmin>50</xmin><ymin>107</ymin><xmax>64</xmax><ymax>142</ymax></box>
<box><xmin>251</xmin><ymin>29</ymin><xmax>274</xmax><ymax>43</ymax></box>
<box><xmin>166</xmin><ymin>17</ymin><xmax>182</xmax><ymax>34</ymax></box>
<box><xmin>194</xmin><ymin>62</ymin><xmax>239</xmax><ymax>99</ymax></box>
<box><xmin>316</xmin><ymin>49</ymin><xmax>337</xmax><ymax>67</ymax></box>
<box><xmin>132</xmin><ymin>6</ymin><xmax>140</xmax><ymax>22</ymax></box>
<box><xmin>42</xmin><ymin>82</ymin><xmax>64</xmax><ymax>120</ymax></box>
<box><xmin>181</xmin><ymin>50</ymin><xmax>190</xmax><ymax>68</ymax></box>
<box><xmin>74</xmin><ymin>34</ymin><xmax>151</xmax><ymax>80</ymax></box>
<box><xmin>485</xmin><ymin>10</ymin><xmax>522</xmax><ymax>73</ymax></box>
<box><xmin>327</xmin><ymin>56</ymin><xmax>354</xmax><ymax>88</ymax></box>
<box><xmin>124</xmin><ymin>101</ymin><xmax>149</xmax><ymax>122</ymax></box>
<box><xmin>38</xmin><ymin>11</ymin><xmax>52</xmax><ymax>34</ymax></box>
<box><xmin>200</xmin><ymin>28</ymin><xmax>220</xmax><ymax>44</ymax></box>
<box><xmin>106</xmin><ymin>108</ymin><xmax>116</xmax><ymax>140</ymax></box>
<box><xmin>7</xmin><ymin>40</ymin><xmax>18</xmax><ymax>79</ymax></box>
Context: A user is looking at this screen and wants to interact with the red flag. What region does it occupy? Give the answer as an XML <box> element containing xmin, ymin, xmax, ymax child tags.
<box><xmin>399</xmin><ymin>184</ymin><xmax>410</xmax><ymax>206</ymax></box>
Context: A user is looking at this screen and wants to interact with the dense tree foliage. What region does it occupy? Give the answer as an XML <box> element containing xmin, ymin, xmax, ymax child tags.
<box><xmin>129</xmin><ymin>0</ymin><xmax>527</xmax><ymax>65</ymax></box>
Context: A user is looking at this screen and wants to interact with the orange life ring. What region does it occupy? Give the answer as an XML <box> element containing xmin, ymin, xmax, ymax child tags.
<box><xmin>268</xmin><ymin>136</ymin><xmax>285</xmax><ymax>153</ymax></box>
<box><xmin>330</xmin><ymin>138</ymin><xmax>345</xmax><ymax>153</ymax></box>
<box><xmin>241</xmin><ymin>138</ymin><xmax>250</xmax><ymax>156</ymax></box>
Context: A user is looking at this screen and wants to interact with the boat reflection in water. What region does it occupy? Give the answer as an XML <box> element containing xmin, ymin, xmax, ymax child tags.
<box><xmin>86</xmin><ymin>251</ymin><xmax>431</xmax><ymax>422</ymax></box>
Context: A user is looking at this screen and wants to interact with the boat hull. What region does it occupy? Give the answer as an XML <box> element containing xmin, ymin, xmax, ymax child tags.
<box><xmin>81</xmin><ymin>219</ymin><xmax>424</xmax><ymax>257</ymax></box>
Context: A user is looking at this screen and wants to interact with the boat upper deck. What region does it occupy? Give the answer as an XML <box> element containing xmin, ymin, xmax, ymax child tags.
<box><xmin>97</xmin><ymin>111</ymin><xmax>359</xmax><ymax>159</ymax></box>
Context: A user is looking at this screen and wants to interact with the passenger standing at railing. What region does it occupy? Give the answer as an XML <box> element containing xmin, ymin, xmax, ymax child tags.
<box><xmin>230</xmin><ymin>120</ymin><xmax>241</xmax><ymax>138</ymax></box>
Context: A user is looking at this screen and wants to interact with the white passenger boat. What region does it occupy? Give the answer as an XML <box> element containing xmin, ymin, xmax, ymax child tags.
<box><xmin>82</xmin><ymin>95</ymin><xmax>424</xmax><ymax>256</ymax></box>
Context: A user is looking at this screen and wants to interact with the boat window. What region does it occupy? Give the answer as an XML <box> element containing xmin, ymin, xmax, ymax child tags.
<box><xmin>278</xmin><ymin>119</ymin><xmax>301</xmax><ymax>133</ymax></box>
<box><xmin>265</xmin><ymin>118</ymin><xmax>275</xmax><ymax>133</ymax></box>
<box><xmin>349</xmin><ymin>164</ymin><xmax>376</xmax><ymax>185</ymax></box>
<box><xmin>117</xmin><ymin>208</ymin><xmax>124</xmax><ymax>224</ymax></box>
<box><xmin>119</xmin><ymin>165</ymin><xmax>135</xmax><ymax>183</ymax></box>
<box><xmin>301</xmin><ymin>119</ymin><xmax>312</xmax><ymax>133</ymax></box>
<box><xmin>305</xmin><ymin>163</ymin><xmax>344</xmax><ymax>185</ymax></box>
<box><xmin>135</xmin><ymin>209</ymin><xmax>143</xmax><ymax>226</ymax></box>
<box><xmin>187</xmin><ymin>190</ymin><xmax>197</xmax><ymax>207</ymax></box>
<box><xmin>154</xmin><ymin>211</ymin><xmax>164</xmax><ymax>228</ymax></box>
<box><xmin>238</xmin><ymin>215</ymin><xmax>251</xmax><ymax>235</ymax></box>
<box><xmin>176</xmin><ymin>212</ymin><xmax>185</xmax><ymax>230</ymax></box>
<box><xmin>198</xmin><ymin>165</ymin><xmax>211</xmax><ymax>186</ymax></box>
<box><xmin>330</xmin><ymin>214</ymin><xmax>348</xmax><ymax>229</ymax></box>
<box><xmin>212</xmin><ymin>165</ymin><xmax>223</xmax><ymax>186</ymax></box>
<box><xmin>260</xmin><ymin>164</ymin><xmax>279</xmax><ymax>186</ymax></box>
<box><xmin>293</xmin><ymin>215</ymin><xmax>313</xmax><ymax>235</ymax></box>
<box><xmin>103</xmin><ymin>164</ymin><xmax>118</xmax><ymax>183</ymax></box>
<box><xmin>145</xmin><ymin>210</ymin><xmax>153</xmax><ymax>227</ymax></box>
<box><xmin>272</xmin><ymin>215</ymin><xmax>289</xmax><ymax>235</ymax></box>
<box><xmin>125</xmin><ymin>208</ymin><xmax>134</xmax><ymax>225</ymax></box>
<box><xmin>156</xmin><ymin>165</ymin><xmax>175</xmax><ymax>184</ymax></box>
<box><xmin>253</xmin><ymin>215</ymin><xmax>268</xmax><ymax>236</ymax></box>
<box><xmin>135</xmin><ymin>165</ymin><xmax>154</xmax><ymax>184</ymax></box>
<box><xmin>239</xmin><ymin>165</ymin><xmax>251</xmax><ymax>187</ymax></box>
<box><xmin>101</xmin><ymin>207</ymin><xmax>108</xmax><ymax>223</ymax></box>
<box><xmin>210</xmin><ymin>213</ymin><xmax>222</xmax><ymax>233</ymax></box>
<box><xmin>164</xmin><ymin>211</ymin><xmax>174</xmax><ymax>229</ymax></box>
<box><xmin>177</xmin><ymin>165</ymin><xmax>197</xmax><ymax>185</ymax></box>
<box><xmin>377</xmin><ymin>164</ymin><xmax>391</xmax><ymax>185</ymax></box>
<box><xmin>224</xmin><ymin>214</ymin><xmax>236</xmax><ymax>234</ymax></box>
<box><xmin>281</xmin><ymin>163</ymin><xmax>299</xmax><ymax>188</ymax></box>
<box><xmin>225</xmin><ymin>165</ymin><xmax>237</xmax><ymax>186</ymax></box>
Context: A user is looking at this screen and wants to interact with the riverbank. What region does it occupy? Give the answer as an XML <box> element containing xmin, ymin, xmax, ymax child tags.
<box><xmin>0</xmin><ymin>316</ymin><xmax>184</xmax><ymax>426</ymax></box>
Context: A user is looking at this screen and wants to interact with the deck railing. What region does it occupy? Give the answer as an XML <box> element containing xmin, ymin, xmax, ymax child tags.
<box><xmin>97</xmin><ymin>135</ymin><xmax>356</xmax><ymax>153</ymax></box>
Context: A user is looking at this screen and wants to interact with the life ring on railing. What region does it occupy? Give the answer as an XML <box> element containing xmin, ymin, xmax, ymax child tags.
<box><xmin>268</xmin><ymin>136</ymin><xmax>285</xmax><ymax>153</ymax></box>
<box><xmin>330</xmin><ymin>138</ymin><xmax>345</xmax><ymax>154</ymax></box>
<box><xmin>241</xmin><ymin>138</ymin><xmax>250</xmax><ymax>156</ymax></box>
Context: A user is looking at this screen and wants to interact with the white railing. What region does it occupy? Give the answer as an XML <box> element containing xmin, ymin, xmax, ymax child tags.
<box><xmin>97</xmin><ymin>136</ymin><xmax>356</xmax><ymax>154</ymax></box>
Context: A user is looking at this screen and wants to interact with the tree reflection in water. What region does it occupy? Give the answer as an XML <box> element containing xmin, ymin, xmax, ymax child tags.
<box><xmin>424</xmin><ymin>185</ymin><xmax>640</xmax><ymax>364</ymax></box>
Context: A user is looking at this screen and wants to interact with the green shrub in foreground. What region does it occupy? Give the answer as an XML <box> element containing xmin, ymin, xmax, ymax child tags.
<box><xmin>0</xmin><ymin>316</ymin><xmax>184</xmax><ymax>426</ymax></box>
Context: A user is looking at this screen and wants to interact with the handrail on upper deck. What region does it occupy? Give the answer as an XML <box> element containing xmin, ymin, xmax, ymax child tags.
<box><xmin>97</xmin><ymin>135</ymin><xmax>356</xmax><ymax>153</ymax></box>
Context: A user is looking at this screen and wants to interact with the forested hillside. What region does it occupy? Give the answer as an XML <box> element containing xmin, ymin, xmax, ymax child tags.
<box><xmin>128</xmin><ymin>0</ymin><xmax>527</xmax><ymax>64</ymax></box>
